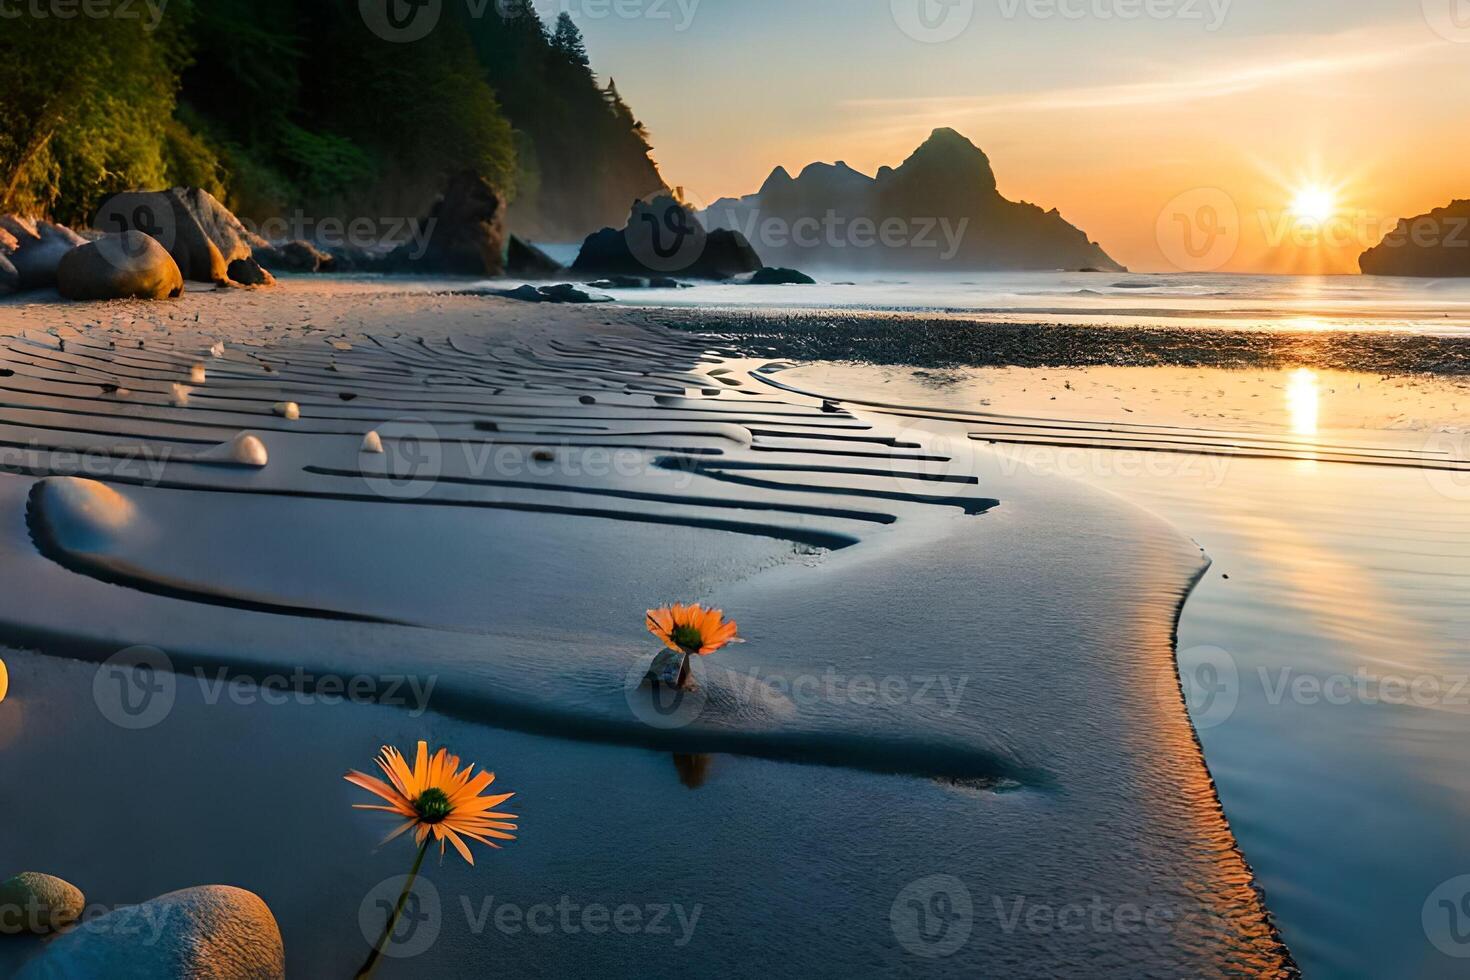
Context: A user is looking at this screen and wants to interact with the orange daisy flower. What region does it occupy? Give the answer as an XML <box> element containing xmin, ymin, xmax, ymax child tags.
<box><xmin>345</xmin><ymin>741</ymin><xmax>517</xmax><ymax>865</ymax></box>
<box><xmin>646</xmin><ymin>603</ymin><xmax>740</xmax><ymax>655</ymax></box>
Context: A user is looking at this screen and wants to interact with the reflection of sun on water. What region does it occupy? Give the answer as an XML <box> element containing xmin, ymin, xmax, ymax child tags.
<box><xmin>1286</xmin><ymin>368</ymin><xmax>1320</xmax><ymax>436</ymax></box>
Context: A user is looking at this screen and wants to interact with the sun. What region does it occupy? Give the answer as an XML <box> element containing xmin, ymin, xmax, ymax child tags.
<box><xmin>1289</xmin><ymin>185</ymin><xmax>1337</xmax><ymax>226</ymax></box>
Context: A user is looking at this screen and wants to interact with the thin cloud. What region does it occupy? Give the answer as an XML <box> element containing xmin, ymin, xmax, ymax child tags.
<box><xmin>844</xmin><ymin>37</ymin><xmax>1443</xmax><ymax>120</ymax></box>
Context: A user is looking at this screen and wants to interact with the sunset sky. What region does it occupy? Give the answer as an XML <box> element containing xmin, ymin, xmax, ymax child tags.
<box><xmin>576</xmin><ymin>0</ymin><xmax>1470</xmax><ymax>273</ymax></box>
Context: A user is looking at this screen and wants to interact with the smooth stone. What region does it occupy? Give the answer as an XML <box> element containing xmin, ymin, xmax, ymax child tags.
<box><xmin>271</xmin><ymin>401</ymin><xmax>300</xmax><ymax>420</ymax></box>
<box><xmin>199</xmin><ymin>433</ymin><xmax>268</xmax><ymax>468</ymax></box>
<box><xmin>16</xmin><ymin>885</ymin><xmax>284</xmax><ymax>979</ymax></box>
<box><xmin>170</xmin><ymin>383</ymin><xmax>191</xmax><ymax>407</ymax></box>
<box><xmin>55</xmin><ymin>232</ymin><xmax>183</xmax><ymax>301</ymax></box>
<box><xmin>27</xmin><ymin>477</ymin><xmax>136</xmax><ymax>554</ymax></box>
<box><xmin>750</xmin><ymin>266</ymin><xmax>816</xmax><ymax>285</ymax></box>
<box><xmin>0</xmin><ymin>873</ymin><xmax>85</xmax><ymax>935</ymax></box>
<box><xmin>361</xmin><ymin>431</ymin><xmax>384</xmax><ymax>454</ymax></box>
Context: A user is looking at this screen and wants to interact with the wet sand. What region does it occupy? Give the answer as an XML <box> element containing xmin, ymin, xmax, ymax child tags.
<box><xmin>0</xmin><ymin>281</ymin><xmax>1294</xmax><ymax>977</ymax></box>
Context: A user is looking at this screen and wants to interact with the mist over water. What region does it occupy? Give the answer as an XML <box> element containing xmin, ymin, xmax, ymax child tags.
<box><xmin>611</xmin><ymin>271</ymin><xmax>1470</xmax><ymax>336</ymax></box>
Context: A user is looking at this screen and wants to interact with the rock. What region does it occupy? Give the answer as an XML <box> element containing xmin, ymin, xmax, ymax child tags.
<box><xmin>498</xmin><ymin>284</ymin><xmax>544</xmax><ymax>303</ymax></box>
<box><xmin>700</xmin><ymin>128</ymin><xmax>1125</xmax><ymax>272</ymax></box>
<box><xmin>190</xmin><ymin>363</ymin><xmax>207</xmax><ymax>383</ymax></box>
<box><xmin>320</xmin><ymin>243</ymin><xmax>392</xmax><ymax>273</ymax></box>
<box><xmin>170</xmin><ymin>383</ymin><xmax>192</xmax><ymax>407</ymax></box>
<box><xmin>26</xmin><ymin>477</ymin><xmax>137</xmax><ymax>555</ymax></box>
<box><xmin>361</xmin><ymin>431</ymin><xmax>384</xmax><ymax>454</ymax></box>
<box><xmin>92</xmin><ymin>188</ymin><xmax>272</xmax><ymax>287</ymax></box>
<box><xmin>210</xmin><ymin>341</ymin><xmax>226</xmax><ymax>358</ymax></box>
<box><xmin>272</xmin><ymin>401</ymin><xmax>300</xmax><ymax>420</ymax></box>
<box><xmin>0</xmin><ymin>216</ymin><xmax>85</xmax><ymax>290</ymax></box>
<box><xmin>16</xmin><ymin>885</ymin><xmax>284</xmax><ymax>980</ymax></box>
<box><xmin>389</xmin><ymin>171</ymin><xmax>506</xmax><ymax>276</ymax></box>
<box><xmin>506</xmin><ymin>235</ymin><xmax>563</xmax><ymax>278</ymax></box>
<box><xmin>492</xmin><ymin>283</ymin><xmax>612</xmax><ymax>304</ymax></box>
<box><xmin>0</xmin><ymin>251</ymin><xmax>17</xmax><ymax>295</ymax></box>
<box><xmin>750</xmin><ymin>266</ymin><xmax>816</xmax><ymax>285</ymax></box>
<box><xmin>0</xmin><ymin>873</ymin><xmax>85</xmax><ymax>934</ymax></box>
<box><xmin>226</xmin><ymin>256</ymin><xmax>273</xmax><ymax>286</ymax></box>
<box><xmin>55</xmin><ymin>232</ymin><xmax>184</xmax><ymax>301</ymax></box>
<box><xmin>200</xmin><ymin>433</ymin><xmax>268</xmax><ymax>468</ymax></box>
<box><xmin>587</xmin><ymin>275</ymin><xmax>649</xmax><ymax>289</ymax></box>
<box><xmin>257</xmin><ymin>239</ymin><xmax>332</xmax><ymax>273</ymax></box>
<box><xmin>572</xmin><ymin>195</ymin><xmax>764</xmax><ymax>280</ymax></box>
<box><xmin>1360</xmin><ymin>200</ymin><xmax>1470</xmax><ymax>276</ymax></box>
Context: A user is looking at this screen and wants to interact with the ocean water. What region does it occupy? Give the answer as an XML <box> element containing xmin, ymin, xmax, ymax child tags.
<box><xmin>613</xmin><ymin>271</ymin><xmax>1470</xmax><ymax>336</ymax></box>
<box><xmin>774</xmin><ymin>361</ymin><xmax>1470</xmax><ymax>978</ymax></box>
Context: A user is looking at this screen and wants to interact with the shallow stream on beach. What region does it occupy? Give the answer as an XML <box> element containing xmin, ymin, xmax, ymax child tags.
<box><xmin>779</xmin><ymin>360</ymin><xmax>1470</xmax><ymax>978</ymax></box>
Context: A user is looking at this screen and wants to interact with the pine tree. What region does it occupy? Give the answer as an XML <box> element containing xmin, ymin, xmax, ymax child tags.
<box><xmin>550</xmin><ymin>13</ymin><xmax>590</xmax><ymax>68</ymax></box>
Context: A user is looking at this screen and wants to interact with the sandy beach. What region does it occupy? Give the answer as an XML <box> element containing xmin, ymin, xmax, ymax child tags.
<box><xmin>0</xmin><ymin>279</ymin><xmax>1303</xmax><ymax>977</ymax></box>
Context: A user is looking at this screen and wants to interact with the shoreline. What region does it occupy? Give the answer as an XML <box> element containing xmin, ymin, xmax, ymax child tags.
<box><xmin>643</xmin><ymin>306</ymin><xmax>1470</xmax><ymax>375</ymax></box>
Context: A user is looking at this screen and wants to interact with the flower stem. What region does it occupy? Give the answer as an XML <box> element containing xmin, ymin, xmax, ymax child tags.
<box><xmin>356</xmin><ymin>838</ymin><xmax>431</xmax><ymax>980</ymax></box>
<box><xmin>677</xmin><ymin>652</ymin><xmax>691</xmax><ymax>688</ymax></box>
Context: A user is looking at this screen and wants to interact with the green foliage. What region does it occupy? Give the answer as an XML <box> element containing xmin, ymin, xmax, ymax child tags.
<box><xmin>0</xmin><ymin>0</ymin><xmax>664</xmax><ymax>238</ymax></box>
<box><xmin>0</xmin><ymin>1</ymin><xmax>190</xmax><ymax>222</ymax></box>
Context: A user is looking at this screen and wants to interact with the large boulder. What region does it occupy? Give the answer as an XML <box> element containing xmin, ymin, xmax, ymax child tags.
<box><xmin>572</xmin><ymin>195</ymin><xmax>763</xmax><ymax>280</ymax></box>
<box><xmin>16</xmin><ymin>885</ymin><xmax>284</xmax><ymax>980</ymax></box>
<box><xmin>1360</xmin><ymin>199</ymin><xmax>1470</xmax><ymax>277</ymax></box>
<box><xmin>92</xmin><ymin>188</ymin><xmax>274</xmax><ymax>287</ymax></box>
<box><xmin>0</xmin><ymin>216</ymin><xmax>85</xmax><ymax>290</ymax></box>
<box><xmin>56</xmin><ymin>232</ymin><xmax>184</xmax><ymax>301</ymax></box>
<box><xmin>389</xmin><ymin>171</ymin><xmax>506</xmax><ymax>276</ymax></box>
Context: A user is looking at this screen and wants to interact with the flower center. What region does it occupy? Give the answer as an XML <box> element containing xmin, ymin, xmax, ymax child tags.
<box><xmin>671</xmin><ymin>624</ymin><xmax>704</xmax><ymax>652</ymax></box>
<box><xmin>413</xmin><ymin>787</ymin><xmax>453</xmax><ymax>824</ymax></box>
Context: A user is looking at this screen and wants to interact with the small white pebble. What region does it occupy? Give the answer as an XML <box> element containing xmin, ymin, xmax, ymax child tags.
<box><xmin>209</xmin><ymin>341</ymin><xmax>226</xmax><ymax>358</ymax></box>
<box><xmin>272</xmin><ymin>401</ymin><xmax>300</xmax><ymax>420</ymax></box>
<box><xmin>170</xmin><ymin>383</ymin><xmax>192</xmax><ymax>407</ymax></box>
<box><xmin>361</xmin><ymin>431</ymin><xmax>384</xmax><ymax>454</ymax></box>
